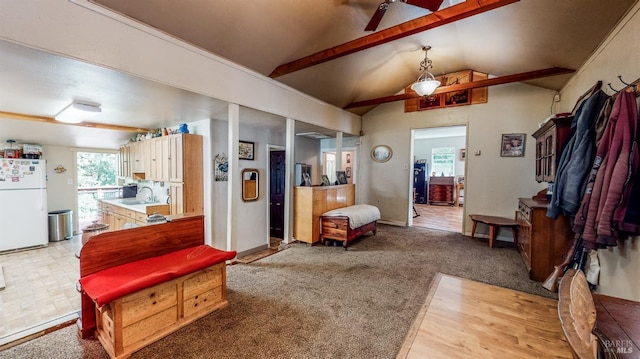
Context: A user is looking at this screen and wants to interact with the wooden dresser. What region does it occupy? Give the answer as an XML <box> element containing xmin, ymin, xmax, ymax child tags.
<box><xmin>294</xmin><ymin>184</ymin><xmax>355</xmax><ymax>244</ymax></box>
<box><xmin>516</xmin><ymin>198</ymin><xmax>574</xmax><ymax>281</ymax></box>
<box><xmin>428</xmin><ymin>176</ymin><xmax>454</xmax><ymax>205</ymax></box>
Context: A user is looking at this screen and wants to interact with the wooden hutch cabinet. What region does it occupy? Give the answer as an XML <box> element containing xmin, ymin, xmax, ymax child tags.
<box><xmin>517</xmin><ymin>115</ymin><xmax>574</xmax><ymax>282</ymax></box>
<box><xmin>516</xmin><ymin>197</ymin><xmax>573</xmax><ymax>281</ymax></box>
<box><xmin>532</xmin><ymin>116</ymin><xmax>572</xmax><ymax>183</ymax></box>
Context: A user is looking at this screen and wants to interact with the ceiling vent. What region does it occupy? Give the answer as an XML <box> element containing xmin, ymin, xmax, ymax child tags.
<box><xmin>296</xmin><ymin>132</ymin><xmax>332</xmax><ymax>139</ymax></box>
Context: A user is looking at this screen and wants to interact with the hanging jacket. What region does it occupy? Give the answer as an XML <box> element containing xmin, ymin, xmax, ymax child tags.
<box><xmin>575</xmin><ymin>91</ymin><xmax>638</xmax><ymax>248</ymax></box>
<box><xmin>547</xmin><ymin>90</ymin><xmax>609</xmax><ymax>219</ymax></box>
<box><xmin>614</xmin><ymin>95</ymin><xmax>640</xmax><ymax>235</ymax></box>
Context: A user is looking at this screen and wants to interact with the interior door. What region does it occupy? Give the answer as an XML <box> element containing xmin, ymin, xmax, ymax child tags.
<box><xmin>269</xmin><ymin>150</ymin><xmax>285</xmax><ymax>239</ymax></box>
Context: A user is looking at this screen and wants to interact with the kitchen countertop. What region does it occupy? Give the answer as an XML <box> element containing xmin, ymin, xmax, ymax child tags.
<box><xmin>100</xmin><ymin>198</ymin><xmax>169</xmax><ymax>214</ymax></box>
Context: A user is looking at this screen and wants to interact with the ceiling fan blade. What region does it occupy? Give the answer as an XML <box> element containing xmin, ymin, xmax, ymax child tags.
<box><xmin>404</xmin><ymin>0</ymin><xmax>445</xmax><ymax>12</ymax></box>
<box><xmin>364</xmin><ymin>2</ymin><xmax>390</xmax><ymax>31</ymax></box>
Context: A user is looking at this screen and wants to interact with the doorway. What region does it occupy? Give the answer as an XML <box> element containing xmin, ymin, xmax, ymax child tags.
<box><xmin>322</xmin><ymin>149</ymin><xmax>356</xmax><ymax>184</ymax></box>
<box><xmin>269</xmin><ymin>149</ymin><xmax>285</xmax><ymax>241</ymax></box>
<box><xmin>410</xmin><ymin>126</ymin><xmax>466</xmax><ymax>232</ymax></box>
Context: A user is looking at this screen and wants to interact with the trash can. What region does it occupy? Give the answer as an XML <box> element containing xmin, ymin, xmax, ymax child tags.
<box><xmin>81</xmin><ymin>221</ymin><xmax>109</xmax><ymax>245</ymax></box>
<box><xmin>48</xmin><ymin>210</ymin><xmax>73</xmax><ymax>242</ymax></box>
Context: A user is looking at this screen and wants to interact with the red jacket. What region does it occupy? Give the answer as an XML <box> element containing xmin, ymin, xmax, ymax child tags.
<box><xmin>574</xmin><ymin>91</ymin><xmax>638</xmax><ymax>248</ymax></box>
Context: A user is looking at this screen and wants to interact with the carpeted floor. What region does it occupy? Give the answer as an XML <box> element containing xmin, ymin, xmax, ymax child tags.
<box><xmin>0</xmin><ymin>224</ymin><xmax>554</xmax><ymax>359</ymax></box>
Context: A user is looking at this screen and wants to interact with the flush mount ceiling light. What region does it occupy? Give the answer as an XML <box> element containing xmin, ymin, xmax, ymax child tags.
<box><xmin>410</xmin><ymin>46</ymin><xmax>441</xmax><ymax>97</ymax></box>
<box><xmin>55</xmin><ymin>100</ymin><xmax>102</xmax><ymax>123</ymax></box>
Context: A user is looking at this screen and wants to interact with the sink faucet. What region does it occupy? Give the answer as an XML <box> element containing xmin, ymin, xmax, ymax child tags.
<box><xmin>138</xmin><ymin>186</ymin><xmax>154</xmax><ymax>202</ymax></box>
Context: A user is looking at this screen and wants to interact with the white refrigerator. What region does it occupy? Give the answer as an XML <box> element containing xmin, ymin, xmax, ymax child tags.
<box><xmin>0</xmin><ymin>158</ymin><xmax>48</xmax><ymax>252</ymax></box>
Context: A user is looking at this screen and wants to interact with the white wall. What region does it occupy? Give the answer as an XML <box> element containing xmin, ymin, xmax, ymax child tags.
<box><xmin>43</xmin><ymin>145</ymin><xmax>77</xmax><ymax>232</ymax></box>
<box><xmin>556</xmin><ymin>3</ymin><xmax>640</xmax><ymax>301</ymax></box>
<box><xmin>294</xmin><ymin>137</ymin><xmax>322</xmax><ymax>185</ymax></box>
<box><xmin>414</xmin><ymin>135</ymin><xmax>466</xmax><ymax>177</ymax></box>
<box><xmin>360</xmin><ymin>83</ymin><xmax>555</xmax><ymax>230</ymax></box>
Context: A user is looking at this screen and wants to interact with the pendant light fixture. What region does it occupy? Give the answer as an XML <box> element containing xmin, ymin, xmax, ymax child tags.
<box><xmin>410</xmin><ymin>46</ymin><xmax>441</xmax><ymax>96</ymax></box>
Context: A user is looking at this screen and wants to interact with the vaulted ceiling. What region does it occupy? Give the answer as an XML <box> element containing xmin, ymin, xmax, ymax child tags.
<box><xmin>0</xmin><ymin>0</ymin><xmax>635</xmax><ymax>148</ymax></box>
<box><xmin>91</xmin><ymin>0</ymin><xmax>635</xmax><ymax>114</ymax></box>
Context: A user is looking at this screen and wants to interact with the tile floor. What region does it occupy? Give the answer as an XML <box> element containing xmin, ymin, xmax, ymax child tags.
<box><xmin>0</xmin><ymin>236</ymin><xmax>81</xmax><ymax>341</ymax></box>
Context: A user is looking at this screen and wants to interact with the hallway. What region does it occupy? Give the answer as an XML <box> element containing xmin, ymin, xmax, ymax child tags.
<box><xmin>413</xmin><ymin>204</ymin><xmax>463</xmax><ymax>232</ymax></box>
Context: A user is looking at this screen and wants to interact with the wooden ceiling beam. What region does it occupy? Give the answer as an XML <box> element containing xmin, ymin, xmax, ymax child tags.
<box><xmin>269</xmin><ymin>0</ymin><xmax>519</xmax><ymax>78</ymax></box>
<box><xmin>0</xmin><ymin>111</ymin><xmax>151</xmax><ymax>132</ymax></box>
<box><xmin>344</xmin><ymin>67</ymin><xmax>575</xmax><ymax>109</ymax></box>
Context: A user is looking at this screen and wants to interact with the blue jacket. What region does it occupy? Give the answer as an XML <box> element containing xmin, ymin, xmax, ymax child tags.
<box><xmin>548</xmin><ymin>90</ymin><xmax>609</xmax><ymax>219</ymax></box>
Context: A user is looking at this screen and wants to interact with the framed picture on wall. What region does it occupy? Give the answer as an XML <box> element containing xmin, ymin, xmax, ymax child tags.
<box><xmin>336</xmin><ymin>171</ymin><xmax>348</xmax><ymax>184</ymax></box>
<box><xmin>500</xmin><ymin>133</ymin><xmax>525</xmax><ymax>157</ymax></box>
<box><xmin>239</xmin><ymin>141</ymin><xmax>255</xmax><ymax>160</ymax></box>
<box><xmin>460</xmin><ymin>148</ymin><xmax>466</xmax><ymax>160</ymax></box>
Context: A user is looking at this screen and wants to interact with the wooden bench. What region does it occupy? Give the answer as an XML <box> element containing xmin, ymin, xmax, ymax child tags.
<box><xmin>78</xmin><ymin>215</ymin><xmax>236</xmax><ymax>359</ymax></box>
<box><xmin>469</xmin><ymin>214</ymin><xmax>519</xmax><ymax>248</ymax></box>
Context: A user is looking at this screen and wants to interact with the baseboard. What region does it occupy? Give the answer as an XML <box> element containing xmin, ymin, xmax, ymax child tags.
<box><xmin>236</xmin><ymin>244</ymin><xmax>269</xmax><ymax>258</ymax></box>
<box><xmin>0</xmin><ymin>312</ymin><xmax>79</xmax><ymax>349</ymax></box>
<box><xmin>378</xmin><ymin>220</ymin><xmax>406</xmax><ymax>227</ymax></box>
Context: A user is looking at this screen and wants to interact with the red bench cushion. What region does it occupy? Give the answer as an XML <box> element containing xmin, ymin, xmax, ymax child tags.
<box><xmin>79</xmin><ymin>245</ymin><xmax>236</xmax><ymax>306</ymax></box>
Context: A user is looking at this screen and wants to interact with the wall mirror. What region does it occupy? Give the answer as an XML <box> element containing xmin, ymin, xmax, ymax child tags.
<box><xmin>242</xmin><ymin>168</ymin><xmax>259</xmax><ymax>202</ymax></box>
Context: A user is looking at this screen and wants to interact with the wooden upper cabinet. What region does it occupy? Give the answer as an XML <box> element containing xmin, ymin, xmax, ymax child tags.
<box><xmin>119</xmin><ymin>144</ymin><xmax>130</xmax><ymax>178</ymax></box>
<box><xmin>531</xmin><ymin>117</ymin><xmax>572</xmax><ymax>183</ymax></box>
<box><xmin>168</xmin><ymin>134</ymin><xmax>184</xmax><ymax>183</ymax></box>
<box><xmin>147</xmin><ymin>137</ymin><xmax>168</xmax><ymax>182</ymax></box>
<box><xmin>129</xmin><ymin>141</ymin><xmax>146</xmax><ymax>175</ymax></box>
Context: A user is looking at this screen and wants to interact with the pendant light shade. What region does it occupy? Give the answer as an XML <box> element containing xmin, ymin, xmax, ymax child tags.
<box><xmin>411</xmin><ymin>46</ymin><xmax>440</xmax><ymax>96</ymax></box>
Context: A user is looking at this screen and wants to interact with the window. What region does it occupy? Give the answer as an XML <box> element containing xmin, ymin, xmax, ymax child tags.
<box><xmin>431</xmin><ymin>147</ymin><xmax>455</xmax><ymax>176</ymax></box>
<box><xmin>76</xmin><ymin>152</ymin><xmax>118</xmax><ymax>226</ymax></box>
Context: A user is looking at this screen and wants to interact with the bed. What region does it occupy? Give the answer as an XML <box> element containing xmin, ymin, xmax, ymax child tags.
<box><xmin>320</xmin><ymin>204</ymin><xmax>380</xmax><ymax>249</ymax></box>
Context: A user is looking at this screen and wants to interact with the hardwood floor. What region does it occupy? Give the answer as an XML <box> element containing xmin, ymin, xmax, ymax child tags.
<box><xmin>398</xmin><ymin>273</ymin><xmax>572</xmax><ymax>358</ymax></box>
<box><xmin>413</xmin><ymin>204</ymin><xmax>463</xmax><ymax>232</ymax></box>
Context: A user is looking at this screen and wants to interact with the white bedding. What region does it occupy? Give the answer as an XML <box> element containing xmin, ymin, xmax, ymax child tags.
<box><xmin>322</xmin><ymin>204</ymin><xmax>381</xmax><ymax>229</ymax></box>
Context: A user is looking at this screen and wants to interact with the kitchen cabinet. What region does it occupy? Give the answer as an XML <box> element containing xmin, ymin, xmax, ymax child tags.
<box><xmin>147</xmin><ymin>137</ymin><xmax>168</xmax><ymax>181</ymax></box>
<box><xmin>119</xmin><ymin>144</ymin><xmax>130</xmax><ymax>178</ymax></box>
<box><xmin>532</xmin><ymin>116</ymin><xmax>572</xmax><ymax>183</ymax></box>
<box><xmin>169</xmin><ymin>182</ymin><xmax>184</xmax><ymax>216</ymax></box>
<box><xmin>98</xmin><ymin>200</ymin><xmax>170</xmax><ymax>231</ymax></box>
<box><xmin>168</xmin><ymin>134</ymin><xmax>203</xmax><ymax>215</ymax></box>
<box><xmin>129</xmin><ymin>141</ymin><xmax>146</xmax><ymax>175</ymax></box>
<box><xmin>168</xmin><ymin>134</ymin><xmax>184</xmax><ymax>182</ymax></box>
<box><xmin>516</xmin><ymin>198</ymin><xmax>573</xmax><ymax>282</ymax></box>
<box><xmin>118</xmin><ymin>134</ymin><xmax>202</xmax><ymax>215</ymax></box>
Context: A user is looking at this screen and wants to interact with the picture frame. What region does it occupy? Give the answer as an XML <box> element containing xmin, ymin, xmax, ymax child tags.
<box><xmin>302</xmin><ymin>172</ymin><xmax>312</xmax><ymax>187</ymax></box>
<box><xmin>321</xmin><ymin>175</ymin><xmax>331</xmax><ymax>186</ymax></box>
<box><xmin>460</xmin><ymin>148</ymin><xmax>466</xmax><ymax>161</ymax></box>
<box><xmin>336</xmin><ymin>170</ymin><xmax>348</xmax><ymax>184</ymax></box>
<box><xmin>239</xmin><ymin>141</ymin><xmax>255</xmax><ymax>160</ymax></box>
<box><xmin>371</xmin><ymin>145</ymin><xmax>392</xmax><ymax>163</ymax></box>
<box><xmin>500</xmin><ymin>133</ymin><xmax>526</xmax><ymax>157</ymax></box>
<box><xmin>346</xmin><ymin>167</ymin><xmax>352</xmax><ymax>178</ymax></box>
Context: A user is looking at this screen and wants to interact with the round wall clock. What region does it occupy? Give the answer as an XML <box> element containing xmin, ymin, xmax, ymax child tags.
<box><xmin>371</xmin><ymin>145</ymin><xmax>392</xmax><ymax>163</ymax></box>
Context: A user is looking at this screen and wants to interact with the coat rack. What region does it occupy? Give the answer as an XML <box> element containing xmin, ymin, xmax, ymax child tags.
<box><xmin>607</xmin><ymin>75</ymin><xmax>640</xmax><ymax>95</ymax></box>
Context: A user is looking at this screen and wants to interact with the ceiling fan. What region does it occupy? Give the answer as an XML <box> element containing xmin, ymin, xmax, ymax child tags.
<box><xmin>364</xmin><ymin>0</ymin><xmax>445</xmax><ymax>31</ymax></box>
